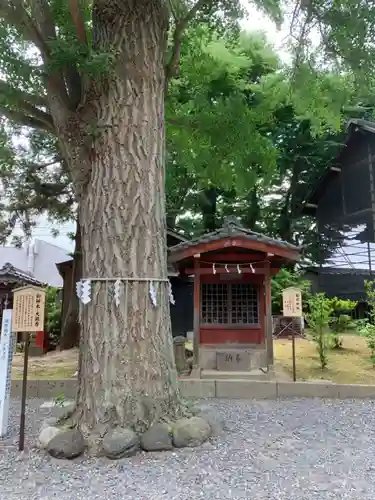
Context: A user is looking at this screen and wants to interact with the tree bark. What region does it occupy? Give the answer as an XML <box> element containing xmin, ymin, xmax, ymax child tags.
<box><xmin>71</xmin><ymin>0</ymin><xmax>184</xmax><ymax>445</ymax></box>
<box><xmin>201</xmin><ymin>187</ymin><xmax>218</xmax><ymax>232</ymax></box>
<box><xmin>59</xmin><ymin>217</ymin><xmax>81</xmax><ymax>350</ymax></box>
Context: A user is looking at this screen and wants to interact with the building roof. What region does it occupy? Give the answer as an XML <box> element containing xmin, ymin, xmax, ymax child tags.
<box><xmin>167</xmin><ymin>228</ymin><xmax>189</xmax><ymax>243</ymax></box>
<box><xmin>0</xmin><ymin>262</ymin><xmax>43</xmax><ymax>286</ymax></box>
<box><xmin>305</xmin><ymin>266</ymin><xmax>371</xmax><ymax>276</ymax></box>
<box><xmin>169</xmin><ymin>218</ymin><xmax>300</xmax><ymax>262</ymax></box>
<box><xmin>302</xmin><ymin>119</ymin><xmax>375</xmax><ymax>215</ymax></box>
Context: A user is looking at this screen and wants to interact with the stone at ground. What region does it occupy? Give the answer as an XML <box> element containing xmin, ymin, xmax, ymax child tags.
<box><xmin>38</xmin><ymin>426</ymin><xmax>62</xmax><ymax>449</ymax></box>
<box><xmin>46</xmin><ymin>429</ymin><xmax>85</xmax><ymax>459</ymax></box>
<box><xmin>102</xmin><ymin>427</ymin><xmax>139</xmax><ymax>459</ymax></box>
<box><xmin>192</xmin><ymin>403</ymin><xmax>225</xmax><ymax>437</ymax></box>
<box><xmin>51</xmin><ymin>401</ymin><xmax>76</xmax><ymax>421</ymax></box>
<box><xmin>173</xmin><ymin>416</ymin><xmax>211</xmax><ymax>448</ymax></box>
<box><xmin>40</xmin><ymin>416</ymin><xmax>59</xmax><ymax>431</ymax></box>
<box><xmin>140</xmin><ymin>423</ymin><xmax>173</xmax><ymax>451</ymax></box>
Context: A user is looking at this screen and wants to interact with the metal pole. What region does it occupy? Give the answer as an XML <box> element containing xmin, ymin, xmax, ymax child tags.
<box><xmin>292</xmin><ymin>328</ymin><xmax>296</xmax><ymax>382</ymax></box>
<box><xmin>19</xmin><ymin>333</ymin><xmax>30</xmax><ymax>452</ymax></box>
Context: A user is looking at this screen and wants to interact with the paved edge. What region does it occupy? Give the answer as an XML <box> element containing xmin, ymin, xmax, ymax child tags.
<box><xmin>10</xmin><ymin>378</ymin><xmax>375</xmax><ymax>400</ymax></box>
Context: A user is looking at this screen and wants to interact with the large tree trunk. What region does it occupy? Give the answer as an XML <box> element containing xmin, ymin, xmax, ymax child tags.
<box><xmin>59</xmin><ymin>217</ymin><xmax>81</xmax><ymax>350</ymax></box>
<box><xmin>73</xmin><ymin>0</ymin><xmax>184</xmax><ymax>445</ymax></box>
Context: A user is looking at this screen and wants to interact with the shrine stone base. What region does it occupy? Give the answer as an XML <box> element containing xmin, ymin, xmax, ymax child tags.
<box><xmin>198</xmin><ymin>344</ymin><xmax>268</xmax><ymax>372</ymax></box>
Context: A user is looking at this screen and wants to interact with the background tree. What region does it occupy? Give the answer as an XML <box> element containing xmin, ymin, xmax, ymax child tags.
<box><xmin>0</xmin><ymin>125</ymin><xmax>81</xmax><ymax>349</ymax></box>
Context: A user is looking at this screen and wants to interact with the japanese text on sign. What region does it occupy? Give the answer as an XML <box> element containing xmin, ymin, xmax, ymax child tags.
<box><xmin>12</xmin><ymin>286</ymin><xmax>46</xmax><ymax>332</ymax></box>
<box><xmin>0</xmin><ymin>309</ymin><xmax>15</xmax><ymax>437</ymax></box>
<box><xmin>282</xmin><ymin>287</ymin><xmax>303</xmax><ymax>318</ymax></box>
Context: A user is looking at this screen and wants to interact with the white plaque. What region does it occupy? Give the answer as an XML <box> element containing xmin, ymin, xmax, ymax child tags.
<box><xmin>0</xmin><ymin>310</ymin><xmax>15</xmax><ymax>437</ymax></box>
<box><xmin>282</xmin><ymin>287</ymin><xmax>303</xmax><ymax>318</ymax></box>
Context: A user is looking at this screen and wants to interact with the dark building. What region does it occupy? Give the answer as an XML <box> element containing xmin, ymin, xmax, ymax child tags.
<box><xmin>302</xmin><ymin>119</ymin><xmax>375</xmax><ymax>304</ymax></box>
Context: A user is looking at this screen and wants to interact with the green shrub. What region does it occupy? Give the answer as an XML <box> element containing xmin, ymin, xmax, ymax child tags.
<box><xmin>307</xmin><ymin>293</ymin><xmax>333</xmax><ymax>369</ymax></box>
<box><xmin>327</xmin><ymin>298</ymin><xmax>357</xmax><ymax>349</ymax></box>
<box><xmin>45</xmin><ymin>287</ymin><xmax>62</xmax><ymax>349</ymax></box>
<box><xmin>358</xmin><ymin>281</ymin><xmax>375</xmax><ymax>366</ymax></box>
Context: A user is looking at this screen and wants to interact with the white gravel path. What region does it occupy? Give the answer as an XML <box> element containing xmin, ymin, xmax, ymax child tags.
<box><xmin>1</xmin><ymin>398</ymin><xmax>375</xmax><ymax>499</ymax></box>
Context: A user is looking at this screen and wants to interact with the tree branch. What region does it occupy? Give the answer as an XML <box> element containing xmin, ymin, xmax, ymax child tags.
<box><xmin>0</xmin><ymin>79</ymin><xmax>48</xmax><ymax>108</ymax></box>
<box><xmin>166</xmin><ymin>0</ymin><xmax>214</xmax><ymax>83</ymax></box>
<box><xmin>65</xmin><ymin>0</ymin><xmax>88</xmax><ymax>108</ymax></box>
<box><xmin>68</xmin><ymin>0</ymin><xmax>88</xmax><ymax>46</ymax></box>
<box><xmin>0</xmin><ymin>0</ymin><xmax>50</xmax><ymax>59</ymax></box>
<box><xmin>0</xmin><ymin>105</ymin><xmax>55</xmax><ymax>133</ymax></box>
<box><xmin>30</xmin><ymin>0</ymin><xmax>71</xmax><ymax>108</ymax></box>
<box><xmin>0</xmin><ymin>0</ymin><xmax>71</xmax><ymax>112</ymax></box>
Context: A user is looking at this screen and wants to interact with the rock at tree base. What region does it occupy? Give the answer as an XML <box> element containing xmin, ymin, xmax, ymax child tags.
<box><xmin>103</xmin><ymin>428</ymin><xmax>139</xmax><ymax>459</ymax></box>
<box><xmin>51</xmin><ymin>402</ymin><xmax>76</xmax><ymax>421</ymax></box>
<box><xmin>192</xmin><ymin>405</ymin><xmax>225</xmax><ymax>437</ymax></box>
<box><xmin>38</xmin><ymin>426</ymin><xmax>62</xmax><ymax>449</ymax></box>
<box><xmin>173</xmin><ymin>417</ymin><xmax>211</xmax><ymax>448</ymax></box>
<box><xmin>47</xmin><ymin>429</ymin><xmax>85</xmax><ymax>459</ymax></box>
<box><xmin>40</xmin><ymin>417</ymin><xmax>59</xmax><ymax>432</ymax></box>
<box><xmin>140</xmin><ymin>423</ymin><xmax>173</xmax><ymax>452</ymax></box>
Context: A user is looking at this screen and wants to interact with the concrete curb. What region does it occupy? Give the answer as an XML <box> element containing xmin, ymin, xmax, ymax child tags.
<box><xmin>11</xmin><ymin>378</ymin><xmax>375</xmax><ymax>400</ymax></box>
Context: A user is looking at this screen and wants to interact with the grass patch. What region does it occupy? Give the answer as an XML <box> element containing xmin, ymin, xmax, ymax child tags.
<box><xmin>12</xmin><ymin>336</ymin><xmax>375</xmax><ymax>385</ymax></box>
<box><xmin>12</xmin><ymin>349</ymin><xmax>78</xmax><ymax>380</ymax></box>
<box><xmin>274</xmin><ymin>335</ymin><xmax>375</xmax><ymax>385</ymax></box>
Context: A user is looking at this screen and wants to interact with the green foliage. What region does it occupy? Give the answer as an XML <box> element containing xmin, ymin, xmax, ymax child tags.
<box><xmin>45</xmin><ymin>286</ymin><xmax>62</xmax><ymax>350</ymax></box>
<box><xmin>358</xmin><ymin>281</ymin><xmax>375</xmax><ymax>366</ymax></box>
<box><xmin>271</xmin><ymin>267</ymin><xmax>311</xmax><ymax>315</ymax></box>
<box><xmin>54</xmin><ymin>393</ymin><xmax>66</xmax><ymax>408</ymax></box>
<box><xmin>328</xmin><ymin>298</ymin><xmax>357</xmax><ymax>349</ymax></box>
<box><xmin>0</xmin><ymin>0</ymin><xmax>371</xmax><ymax>260</ymax></box>
<box><xmin>306</xmin><ymin>293</ymin><xmax>333</xmax><ymax>369</ymax></box>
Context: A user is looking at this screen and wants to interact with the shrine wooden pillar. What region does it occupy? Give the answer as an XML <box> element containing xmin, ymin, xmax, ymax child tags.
<box><xmin>264</xmin><ymin>262</ymin><xmax>274</xmax><ymax>366</ymax></box>
<box><xmin>193</xmin><ymin>257</ymin><xmax>200</xmax><ymax>369</ymax></box>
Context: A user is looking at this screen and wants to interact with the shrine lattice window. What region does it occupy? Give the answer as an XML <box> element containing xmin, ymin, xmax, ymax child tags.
<box><xmin>201</xmin><ymin>283</ymin><xmax>259</xmax><ymax>325</ymax></box>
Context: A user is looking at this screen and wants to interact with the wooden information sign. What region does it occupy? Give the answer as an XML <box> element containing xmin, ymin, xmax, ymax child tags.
<box><xmin>282</xmin><ymin>286</ymin><xmax>303</xmax><ymax>383</ymax></box>
<box><xmin>282</xmin><ymin>287</ymin><xmax>302</xmax><ymax>318</ymax></box>
<box><xmin>12</xmin><ymin>285</ymin><xmax>46</xmax><ymax>333</ymax></box>
<box><xmin>12</xmin><ymin>285</ymin><xmax>46</xmax><ymax>451</ymax></box>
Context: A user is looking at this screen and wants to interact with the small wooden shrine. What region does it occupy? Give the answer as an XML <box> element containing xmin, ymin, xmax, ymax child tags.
<box><xmin>169</xmin><ymin>219</ymin><xmax>300</xmax><ymax>376</ymax></box>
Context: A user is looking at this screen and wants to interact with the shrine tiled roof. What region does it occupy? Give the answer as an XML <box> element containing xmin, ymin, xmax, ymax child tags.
<box><xmin>169</xmin><ymin>218</ymin><xmax>300</xmax><ymax>254</ymax></box>
<box><xmin>0</xmin><ymin>262</ymin><xmax>43</xmax><ymax>286</ymax></box>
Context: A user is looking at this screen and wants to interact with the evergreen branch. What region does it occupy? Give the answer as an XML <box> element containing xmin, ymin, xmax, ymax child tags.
<box><xmin>166</xmin><ymin>0</ymin><xmax>215</xmax><ymax>82</ymax></box>
<box><xmin>0</xmin><ymin>0</ymin><xmax>50</xmax><ymax>59</ymax></box>
<box><xmin>0</xmin><ymin>79</ymin><xmax>47</xmax><ymax>108</ymax></box>
<box><xmin>0</xmin><ymin>1</ymin><xmax>71</xmax><ymax>109</ymax></box>
<box><xmin>0</xmin><ymin>105</ymin><xmax>54</xmax><ymax>133</ymax></box>
<box><xmin>22</xmin><ymin>157</ymin><xmax>63</xmax><ymax>173</ymax></box>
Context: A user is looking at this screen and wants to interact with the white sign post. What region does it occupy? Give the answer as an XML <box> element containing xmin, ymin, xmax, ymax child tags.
<box><xmin>0</xmin><ymin>309</ymin><xmax>15</xmax><ymax>437</ymax></box>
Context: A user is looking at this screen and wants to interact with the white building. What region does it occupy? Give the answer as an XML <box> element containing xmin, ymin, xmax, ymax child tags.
<box><xmin>0</xmin><ymin>239</ymin><xmax>71</xmax><ymax>287</ymax></box>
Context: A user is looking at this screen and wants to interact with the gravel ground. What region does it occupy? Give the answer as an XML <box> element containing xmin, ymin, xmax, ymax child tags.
<box><xmin>1</xmin><ymin>398</ymin><xmax>375</xmax><ymax>500</ymax></box>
